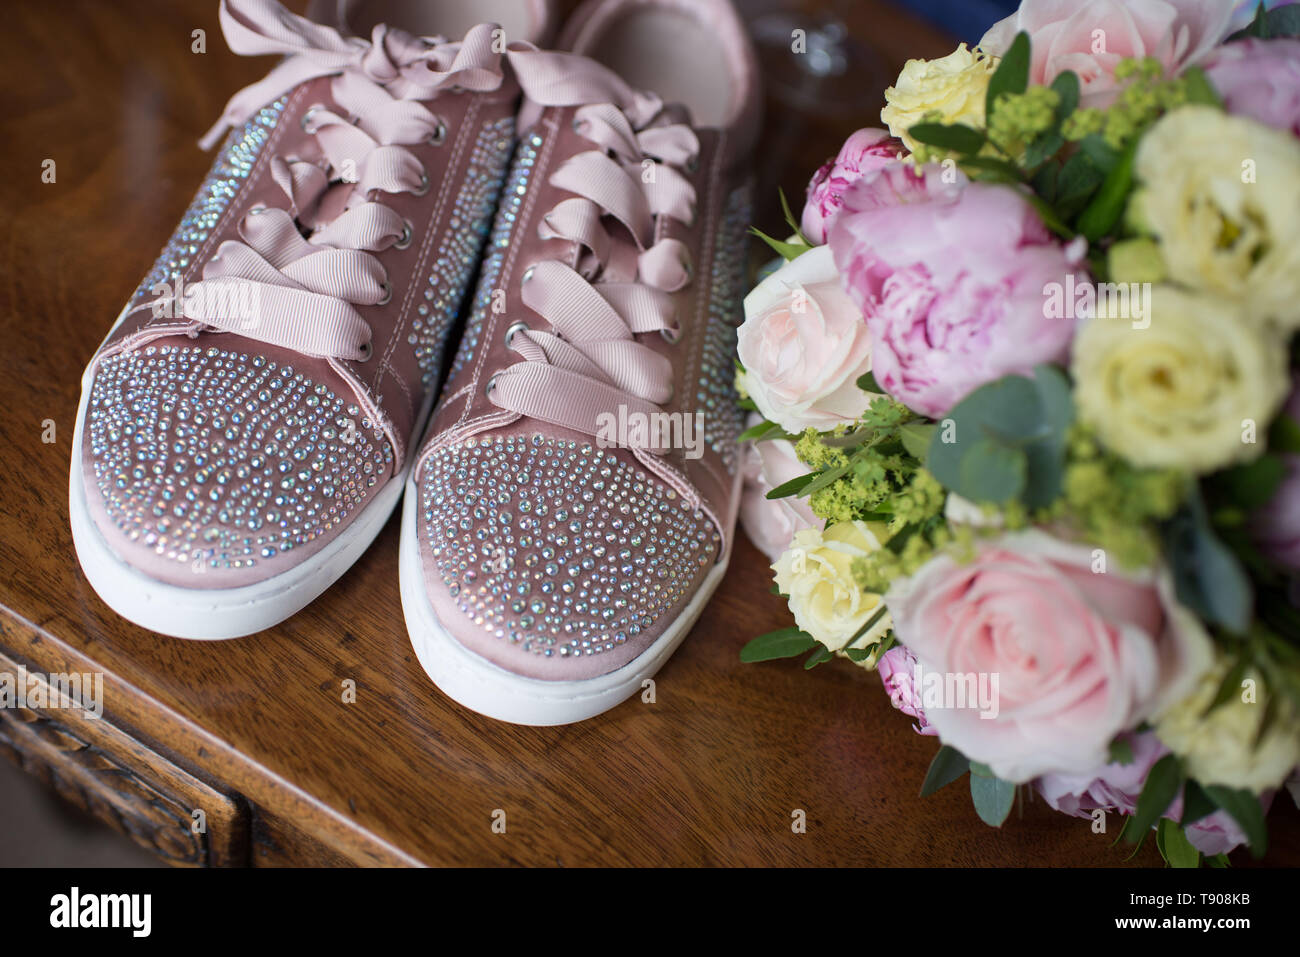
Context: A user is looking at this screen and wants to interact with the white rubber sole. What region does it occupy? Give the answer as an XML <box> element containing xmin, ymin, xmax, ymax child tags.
<box><xmin>398</xmin><ymin>475</ymin><xmax>731</xmax><ymax>725</ymax></box>
<box><xmin>68</xmin><ymin>324</ymin><xmax>430</xmax><ymax>640</ymax></box>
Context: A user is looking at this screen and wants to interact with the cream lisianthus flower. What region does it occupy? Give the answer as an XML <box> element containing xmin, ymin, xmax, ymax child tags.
<box><xmin>1131</xmin><ymin>106</ymin><xmax>1300</xmax><ymax>327</ymax></box>
<box><xmin>1156</xmin><ymin>657</ymin><xmax>1300</xmax><ymax>795</ymax></box>
<box><xmin>881</xmin><ymin>44</ymin><xmax>998</xmax><ymax>152</ymax></box>
<box><xmin>1072</xmin><ymin>285</ymin><xmax>1288</xmax><ymax>473</ymax></box>
<box><xmin>772</xmin><ymin>521</ymin><xmax>891</xmax><ymax>664</ymax></box>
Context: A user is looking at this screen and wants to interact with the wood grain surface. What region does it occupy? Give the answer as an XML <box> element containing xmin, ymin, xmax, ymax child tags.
<box><xmin>0</xmin><ymin>0</ymin><xmax>1295</xmax><ymax>867</ymax></box>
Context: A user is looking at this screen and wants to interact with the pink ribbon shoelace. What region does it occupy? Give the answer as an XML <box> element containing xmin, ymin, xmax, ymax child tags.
<box><xmin>180</xmin><ymin>0</ymin><xmax>509</xmax><ymax>362</ymax></box>
<box><xmin>182</xmin><ymin>0</ymin><xmax>699</xmax><ymax>456</ymax></box>
<box><xmin>486</xmin><ymin>51</ymin><xmax>700</xmax><ymax>455</ymax></box>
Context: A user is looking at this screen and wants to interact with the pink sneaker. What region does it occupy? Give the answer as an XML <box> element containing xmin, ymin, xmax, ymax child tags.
<box><xmin>400</xmin><ymin>0</ymin><xmax>761</xmax><ymax>724</ymax></box>
<box><xmin>69</xmin><ymin>0</ymin><xmax>556</xmax><ymax>639</ymax></box>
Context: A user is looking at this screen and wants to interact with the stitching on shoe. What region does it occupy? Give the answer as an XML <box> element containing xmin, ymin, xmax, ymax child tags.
<box><xmin>373</xmin><ymin>98</ymin><xmax>482</xmax><ymax>413</ymax></box>
<box><xmin>458</xmin><ymin>110</ymin><xmax>562</xmax><ymax>431</ymax></box>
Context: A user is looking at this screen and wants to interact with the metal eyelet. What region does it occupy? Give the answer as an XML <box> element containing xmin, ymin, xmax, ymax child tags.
<box><xmin>357</xmin><ymin>341</ymin><xmax>373</xmax><ymax>362</ymax></box>
<box><xmin>504</xmin><ymin>320</ymin><xmax>530</xmax><ymax>347</ymax></box>
<box><xmin>661</xmin><ymin>324</ymin><xmax>682</xmax><ymax>345</ymax></box>
<box><xmin>685</xmin><ymin>154</ymin><xmax>700</xmax><ymax>174</ymax></box>
<box><xmin>427</xmin><ymin>121</ymin><xmax>447</xmax><ymax>146</ymax></box>
<box><xmin>248</xmin><ymin>204</ymin><xmax>269</xmax><ymax>216</ymax></box>
<box><xmin>520</xmin><ymin>265</ymin><xmax>536</xmax><ymax>285</ymax></box>
<box><xmin>394</xmin><ymin>220</ymin><xmax>414</xmax><ymax>250</ymax></box>
<box><xmin>485</xmin><ymin>371</ymin><xmax>501</xmax><ymax>397</ymax></box>
<box><xmin>377</xmin><ymin>281</ymin><xmax>392</xmax><ymax>306</ymax></box>
<box><xmin>413</xmin><ymin>166</ymin><xmax>430</xmax><ymax>196</ymax></box>
<box><xmin>300</xmin><ymin>104</ymin><xmax>325</xmax><ymax>133</ymax></box>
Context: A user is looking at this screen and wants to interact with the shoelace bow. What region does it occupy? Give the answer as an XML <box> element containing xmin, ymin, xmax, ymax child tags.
<box><xmin>487</xmin><ymin>52</ymin><xmax>701</xmax><ymax>456</ymax></box>
<box><xmin>176</xmin><ymin>0</ymin><xmax>507</xmax><ymax>361</ymax></box>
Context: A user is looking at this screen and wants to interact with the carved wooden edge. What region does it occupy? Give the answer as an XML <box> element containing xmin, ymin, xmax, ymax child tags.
<box><xmin>0</xmin><ymin>645</ymin><xmax>250</xmax><ymax>867</ymax></box>
<box><xmin>0</xmin><ymin>611</ymin><xmax>419</xmax><ymax>867</ymax></box>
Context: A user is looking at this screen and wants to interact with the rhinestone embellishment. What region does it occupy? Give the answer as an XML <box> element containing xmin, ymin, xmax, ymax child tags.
<box><xmin>87</xmin><ymin>345</ymin><xmax>392</xmax><ymax>572</ymax></box>
<box><xmin>420</xmin><ymin>434</ymin><xmax>720</xmax><ymax>660</ymax></box>
<box><xmin>130</xmin><ymin>98</ymin><xmax>287</xmax><ymax>311</ymax></box>
<box><xmin>409</xmin><ymin>117</ymin><xmax>514</xmax><ymax>385</ymax></box>
<box><xmin>696</xmin><ymin>183</ymin><xmax>752</xmax><ymax>473</ymax></box>
<box><xmin>447</xmin><ymin>133</ymin><xmax>542</xmax><ymax>380</ymax></box>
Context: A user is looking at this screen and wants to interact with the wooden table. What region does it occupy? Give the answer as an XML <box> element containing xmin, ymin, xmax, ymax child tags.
<box><xmin>1</xmin><ymin>0</ymin><xmax>1295</xmax><ymax>867</ymax></box>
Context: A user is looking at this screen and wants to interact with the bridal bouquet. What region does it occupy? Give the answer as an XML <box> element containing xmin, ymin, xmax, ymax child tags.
<box><xmin>736</xmin><ymin>0</ymin><xmax>1300</xmax><ymax>865</ymax></box>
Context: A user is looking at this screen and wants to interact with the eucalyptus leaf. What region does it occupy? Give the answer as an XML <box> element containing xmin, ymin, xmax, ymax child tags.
<box><xmin>970</xmin><ymin>773</ymin><xmax>1016</xmax><ymax>827</ymax></box>
<box><xmin>926</xmin><ymin>368</ymin><xmax>1073</xmax><ymax>508</ymax></box>
<box><xmin>920</xmin><ymin>745</ymin><xmax>970</xmax><ymax>797</ymax></box>
<box><xmin>959</xmin><ymin>439</ymin><xmax>1028</xmax><ymax>504</ymax></box>
<box><xmin>1161</xmin><ymin>494</ymin><xmax>1253</xmax><ymax>634</ymax></box>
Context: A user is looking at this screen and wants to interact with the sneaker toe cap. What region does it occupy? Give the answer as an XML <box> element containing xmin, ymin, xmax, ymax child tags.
<box><xmin>414</xmin><ymin>433</ymin><xmax>722</xmax><ymax>680</ymax></box>
<box><xmin>78</xmin><ymin>342</ymin><xmax>395</xmax><ymax>588</ymax></box>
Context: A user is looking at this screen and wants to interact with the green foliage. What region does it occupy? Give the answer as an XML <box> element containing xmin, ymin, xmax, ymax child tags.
<box><xmin>926</xmin><ymin>366</ymin><xmax>1073</xmax><ymax>510</ymax></box>
<box><xmin>920</xmin><ymin>745</ymin><xmax>970</xmax><ymax>797</ymax></box>
<box><xmin>740</xmin><ymin>627</ymin><xmax>818</xmax><ymax>662</ymax></box>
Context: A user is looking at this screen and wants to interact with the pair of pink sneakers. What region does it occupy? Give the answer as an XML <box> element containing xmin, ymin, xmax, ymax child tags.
<box><xmin>69</xmin><ymin>0</ymin><xmax>759</xmax><ymax>725</ymax></box>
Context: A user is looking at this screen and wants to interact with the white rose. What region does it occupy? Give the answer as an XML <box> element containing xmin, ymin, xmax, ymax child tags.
<box><xmin>1156</xmin><ymin>657</ymin><xmax>1300</xmax><ymax>794</ymax></box>
<box><xmin>738</xmin><ymin>245</ymin><xmax>878</xmax><ymax>435</ymax></box>
<box><xmin>772</xmin><ymin>521</ymin><xmax>892</xmax><ymax>656</ymax></box>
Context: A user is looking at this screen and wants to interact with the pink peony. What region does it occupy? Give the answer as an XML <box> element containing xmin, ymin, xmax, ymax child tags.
<box><xmin>877</xmin><ymin>645</ymin><xmax>939</xmax><ymax>736</ymax></box>
<box><xmin>739</xmin><ymin>416</ymin><xmax>820</xmax><ymax>563</ymax></box>
<box><xmin>981</xmin><ymin>0</ymin><xmax>1235</xmax><ymax>108</ymax></box>
<box><xmin>1036</xmin><ymin>730</ymin><xmax>1264</xmax><ymax>856</ymax></box>
<box><xmin>829</xmin><ymin>180</ymin><xmax>1086</xmax><ymax>418</ymax></box>
<box><xmin>1203</xmin><ymin>38</ymin><xmax>1300</xmax><ymax>137</ymax></box>
<box><xmin>884</xmin><ymin>530</ymin><xmax>1213</xmax><ymax>782</ymax></box>
<box><xmin>801</xmin><ymin>129</ymin><xmax>906</xmax><ymax>245</ymax></box>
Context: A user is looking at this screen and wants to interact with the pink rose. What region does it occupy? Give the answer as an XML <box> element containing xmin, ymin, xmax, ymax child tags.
<box><xmin>801</xmin><ymin>129</ymin><xmax>905</xmax><ymax>245</ymax></box>
<box><xmin>1252</xmin><ymin>376</ymin><xmax>1300</xmax><ymax>570</ymax></box>
<box><xmin>885</xmin><ymin>530</ymin><xmax>1214</xmax><ymax>782</ymax></box>
<box><xmin>829</xmin><ymin>181</ymin><xmax>1085</xmax><ymax>418</ymax></box>
<box><xmin>877</xmin><ymin>645</ymin><xmax>939</xmax><ymax>736</ymax></box>
<box><xmin>981</xmin><ymin>0</ymin><xmax>1235</xmax><ymax>108</ymax></box>
<box><xmin>1203</xmin><ymin>38</ymin><xmax>1300</xmax><ymax>137</ymax></box>
<box><xmin>1036</xmin><ymin>730</ymin><xmax>1263</xmax><ymax>856</ymax></box>
<box><xmin>739</xmin><ymin>415</ymin><xmax>820</xmax><ymax>563</ymax></box>
<box><xmin>737</xmin><ymin>245</ymin><xmax>877</xmax><ymax>434</ymax></box>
